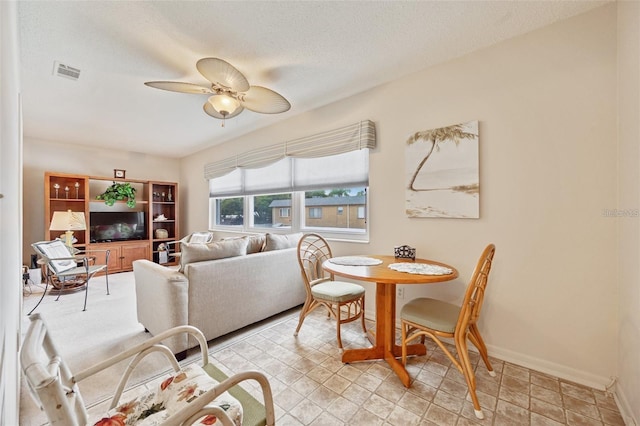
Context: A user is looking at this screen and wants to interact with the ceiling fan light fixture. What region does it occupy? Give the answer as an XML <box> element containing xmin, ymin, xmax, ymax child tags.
<box><xmin>208</xmin><ymin>94</ymin><xmax>240</xmax><ymax>117</ymax></box>
<box><xmin>145</xmin><ymin>58</ymin><xmax>290</xmax><ymax>126</ymax></box>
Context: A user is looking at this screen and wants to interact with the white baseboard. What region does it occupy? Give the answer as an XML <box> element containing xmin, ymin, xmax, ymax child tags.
<box><xmin>614</xmin><ymin>385</ymin><xmax>638</xmax><ymax>426</ymax></box>
<box><xmin>485</xmin><ymin>344</ymin><xmax>611</xmax><ymax>390</ymax></box>
<box><xmin>371</xmin><ymin>311</ymin><xmax>634</xmax><ymax>423</ymax></box>
<box><xmin>370</xmin><ymin>311</ymin><xmax>612</xmax><ymax>390</ymax></box>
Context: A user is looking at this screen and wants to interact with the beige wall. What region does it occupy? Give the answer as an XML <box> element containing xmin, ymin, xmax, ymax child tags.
<box><xmin>22</xmin><ymin>137</ymin><xmax>180</xmax><ymax>263</ymax></box>
<box><xmin>616</xmin><ymin>0</ymin><xmax>640</xmax><ymax>421</ymax></box>
<box><xmin>181</xmin><ymin>5</ymin><xmax>619</xmax><ymax>389</ymax></box>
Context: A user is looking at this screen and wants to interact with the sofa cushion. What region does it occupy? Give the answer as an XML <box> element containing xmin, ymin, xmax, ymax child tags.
<box><xmin>180</xmin><ymin>238</ymin><xmax>248</xmax><ymax>272</ymax></box>
<box><xmin>263</xmin><ymin>233</ymin><xmax>303</xmax><ymax>251</ymax></box>
<box><xmin>244</xmin><ymin>234</ymin><xmax>266</xmax><ymax>254</ymax></box>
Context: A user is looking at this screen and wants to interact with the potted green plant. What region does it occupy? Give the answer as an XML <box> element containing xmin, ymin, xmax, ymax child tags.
<box><xmin>96</xmin><ymin>182</ymin><xmax>136</xmax><ymax>208</ymax></box>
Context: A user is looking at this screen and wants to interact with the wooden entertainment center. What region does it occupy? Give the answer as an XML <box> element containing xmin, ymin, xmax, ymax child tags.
<box><xmin>44</xmin><ymin>171</ymin><xmax>179</xmax><ymax>271</ymax></box>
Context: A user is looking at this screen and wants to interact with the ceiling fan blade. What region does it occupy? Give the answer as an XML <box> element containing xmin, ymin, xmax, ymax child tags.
<box><xmin>203</xmin><ymin>101</ymin><xmax>244</xmax><ymax>120</ymax></box>
<box><xmin>196</xmin><ymin>58</ymin><xmax>250</xmax><ymax>92</ymax></box>
<box><xmin>240</xmin><ymin>86</ymin><xmax>291</xmax><ymax>114</ymax></box>
<box><xmin>144</xmin><ymin>81</ymin><xmax>213</xmax><ymax>94</ymax></box>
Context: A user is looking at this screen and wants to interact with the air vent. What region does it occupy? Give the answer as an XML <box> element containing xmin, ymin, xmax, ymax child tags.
<box><xmin>53</xmin><ymin>61</ymin><xmax>80</xmax><ymax>81</ymax></box>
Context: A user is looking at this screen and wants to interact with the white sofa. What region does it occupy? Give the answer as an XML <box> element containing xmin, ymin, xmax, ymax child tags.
<box><xmin>133</xmin><ymin>234</ymin><xmax>306</xmax><ymax>357</ymax></box>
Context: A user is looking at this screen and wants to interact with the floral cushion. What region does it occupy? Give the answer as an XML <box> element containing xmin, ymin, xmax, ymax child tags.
<box><xmin>92</xmin><ymin>364</ymin><xmax>242</xmax><ymax>425</ymax></box>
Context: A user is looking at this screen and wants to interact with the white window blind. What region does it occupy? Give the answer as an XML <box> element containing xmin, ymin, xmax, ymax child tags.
<box><xmin>244</xmin><ymin>157</ymin><xmax>293</xmax><ymax>195</ymax></box>
<box><xmin>293</xmin><ymin>149</ymin><xmax>369</xmax><ymax>192</ymax></box>
<box><xmin>208</xmin><ymin>168</ymin><xmax>243</xmax><ymax>197</ymax></box>
<box><xmin>207</xmin><ymin>120</ymin><xmax>376</xmax><ymax>197</ymax></box>
<box><xmin>205</xmin><ymin>120</ymin><xmax>375</xmax><ymax>179</ymax></box>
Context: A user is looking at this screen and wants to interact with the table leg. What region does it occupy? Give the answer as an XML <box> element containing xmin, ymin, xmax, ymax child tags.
<box><xmin>341</xmin><ymin>282</ymin><xmax>426</xmax><ymax>387</ymax></box>
<box><xmin>341</xmin><ymin>283</ymin><xmax>388</xmax><ymax>363</ymax></box>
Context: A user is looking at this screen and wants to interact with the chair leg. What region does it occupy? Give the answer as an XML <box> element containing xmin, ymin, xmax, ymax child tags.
<box><xmin>469</xmin><ymin>324</ymin><xmax>495</xmax><ymax>376</ymax></box>
<box><xmin>455</xmin><ymin>332</ymin><xmax>483</xmax><ymax>419</ymax></box>
<box><xmin>82</xmin><ymin>280</ymin><xmax>89</xmax><ymax>311</ymax></box>
<box><xmin>401</xmin><ymin>321</ymin><xmax>408</xmax><ymax>365</ymax></box>
<box><xmin>294</xmin><ymin>297</ymin><xmax>313</xmax><ymax>336</ymax></box>
<box><xmin>335</xmin><ymin>303</ymin><xmax>343</xmax><ymax>350</ymax></box>
<box><xmin>359</xmin><ymin>295</ymin><xmax>367</xmax><ymax>337</ymax></box>
<box><xmin>105</xmin><ymin>269</ymin><xmax>110</xmax><ymax>295</ymax></box>
<box><xmin>27</xmin><ymin>277</ymin><xmax>49</xmax><ymax>316</ymax></box>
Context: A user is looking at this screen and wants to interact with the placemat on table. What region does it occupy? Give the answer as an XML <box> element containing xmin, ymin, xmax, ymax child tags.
<box><xmin>328</xmin><ymin>256</ymin><xmax>383</xmax><ymax>266</ymax></box>
<box><xmin>388</xmin><ymin>263</ymin><xmax>452</xmax><ymax>275</ymax></box>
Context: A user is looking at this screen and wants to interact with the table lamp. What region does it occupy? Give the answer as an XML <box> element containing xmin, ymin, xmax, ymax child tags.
<box><xmin>49</xmin><ymin>210</ymin><xmax>86</xmax><ymax>248</ymax></box>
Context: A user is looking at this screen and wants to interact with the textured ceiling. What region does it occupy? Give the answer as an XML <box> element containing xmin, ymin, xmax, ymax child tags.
<box><xmin>17</xmin><ymin>1</ymin><xmax>608</xmax><ymax>158</ymax></box>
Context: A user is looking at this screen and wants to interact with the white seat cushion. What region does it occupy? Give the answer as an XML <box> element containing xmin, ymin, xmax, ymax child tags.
<box><xmin>91</xmin><ymin>364</ymin><xmax>243</xmax><ymax>425</ymax></box>
<box><xmin>401</xmin><ymin>297</ymin><xmax>460</xmax><ymax>333</ymax></box>
<box><xmin>311</xmin><ymin>281</ymin><xmax>365</xmax><ymax>303</ymax></box>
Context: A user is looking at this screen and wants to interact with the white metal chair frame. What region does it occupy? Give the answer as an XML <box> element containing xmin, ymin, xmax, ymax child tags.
<box><xmin>30</xmin><ymin>241</ymin><xmax>111</xmax><ymax>313</ymax></box>
<box><xmin>294</xmin><ymin>233</ymin><xmax>367</xmax><ymax>350</ymax></box>
<box><xmin>21</xmin><ymin>313</ymin><xmax>276</xmax><ymax>426</ymax></box>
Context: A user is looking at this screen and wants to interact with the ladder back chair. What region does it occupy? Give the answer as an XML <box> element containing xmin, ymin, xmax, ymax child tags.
<box><xmin>400</xmin><ymin>244</ymin><xmax>496</xmax><ymax>419</ymax></box>
<box><xmin>295</xmin><ymin>233</ymin><xmax>367</xmax><ymax>350</ymax></box>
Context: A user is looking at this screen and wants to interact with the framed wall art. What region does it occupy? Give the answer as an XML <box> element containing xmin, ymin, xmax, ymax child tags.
<box><xmin>405</xmin><ymin>120</ymin><xmax>479</xmax><ymax>218</ymax></box>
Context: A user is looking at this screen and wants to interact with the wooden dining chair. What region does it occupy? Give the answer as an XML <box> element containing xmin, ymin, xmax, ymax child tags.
<box><xmin>400</xmin><ymin>244</ymin><xmax>496</xmax><ymax>420</ymax></box>
<box><xmin>294</xmin><ymin>233</ymin><xmax>367</xmax><ymax>350</ymax></box>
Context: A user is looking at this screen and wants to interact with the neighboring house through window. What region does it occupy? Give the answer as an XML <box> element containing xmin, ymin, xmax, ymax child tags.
<box><xmin>309</xmin><ymin>207</ymin><xmax>322</xmax><ymax>219</ymax></box>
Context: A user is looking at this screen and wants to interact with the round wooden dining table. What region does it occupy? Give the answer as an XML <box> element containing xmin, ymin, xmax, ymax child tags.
<box><xmin>323</xmin><ymin>255</ymin><xmax>458</xmax><ymax>387</ymax></box>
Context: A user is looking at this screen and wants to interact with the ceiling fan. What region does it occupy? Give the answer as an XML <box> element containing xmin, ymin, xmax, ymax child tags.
<box><xmin>144</xmin><ymin>58</ymin><xmax>291</xmax><ymax>126</ymax></box>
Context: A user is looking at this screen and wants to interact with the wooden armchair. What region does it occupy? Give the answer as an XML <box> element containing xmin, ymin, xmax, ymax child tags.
<box><xmin>21</xmin><ymin>313</ymin><xmax>275</xmax><ymax>426</ymax></box>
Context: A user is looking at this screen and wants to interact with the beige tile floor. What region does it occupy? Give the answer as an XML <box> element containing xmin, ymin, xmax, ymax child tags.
<box><xmin>84</xmin><ymin>310</ymin><xmax>625</xmax><ymax>426</ymax></box>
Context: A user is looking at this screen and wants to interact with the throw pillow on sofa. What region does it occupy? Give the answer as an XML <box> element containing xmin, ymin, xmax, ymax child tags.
<box><xmin>263</xmin><ymin>232</ymin><xmax>303</xmax><ymax>251</ymax></box>
<box><xmin>221</xmin><ymin>234</ymin><xmax>266</xmax><ymax>254</ymax></box>
<box><xmin>180</xmin><ymin>238</ymin><xmax>248</xmax><ymax>272</ymax></box>
<box><xmin>244</xmin><ymin>234</ymin><xmax>266</xmax><ymax>254</ymax></box>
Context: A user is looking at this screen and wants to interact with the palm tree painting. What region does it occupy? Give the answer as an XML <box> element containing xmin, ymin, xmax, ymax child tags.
<box><xmin>405</xmin><ymin>120</ymin><xmax>479</xmax><ymax>218</ymax></box>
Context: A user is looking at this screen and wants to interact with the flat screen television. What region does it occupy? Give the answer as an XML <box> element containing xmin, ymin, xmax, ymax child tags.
<box><xmin>90</xmin><ymin>212</ymin><xmax>147</xmax><ymax>242</ymax></box>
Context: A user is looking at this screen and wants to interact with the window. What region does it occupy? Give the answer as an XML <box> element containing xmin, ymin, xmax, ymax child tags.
<box><xmin>206</xmin><ymin>121</ymin><xmax>375</xmax><ymax>240</ymax></box>
<box><xmin>212</xmin><ymin>197</ymin><xmax>244</xmax><ymax>226</ymax></box>
<box><xmin>249</xmin><ymin>193</ymin><xmax>292</xmax><ymax>229</ymax></box>
<box><xmin>279</xmin><ymin>208</ymin><xmax>290</xmax><ymax>218</ymax></box>
<box><xmin>210</xmin><ymin>188</ymin><xmax>369</xmax><ymax>239</ymax></box>
<box><xmin>302</xmin><ymin>187</ymin><xmax>366</xmax><ymax>232</ymax></box>
<box><xmin>309</xmin><ymin>208</ymin><xmax>322</xmax><ymax>219</ymax></box>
